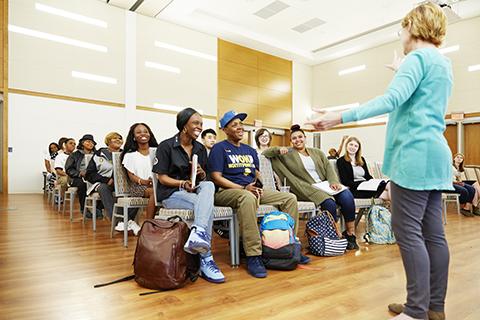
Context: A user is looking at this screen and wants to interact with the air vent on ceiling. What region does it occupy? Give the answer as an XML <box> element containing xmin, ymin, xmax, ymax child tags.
<box><xmin>292</xmin><ymin>18</ymin><xmax>325</xmax><ymax>33</ymax></box>
<box><xmin>254</xmin><ymin>1</ymin><xmax>289</xmax><ymax>19</ymax></box>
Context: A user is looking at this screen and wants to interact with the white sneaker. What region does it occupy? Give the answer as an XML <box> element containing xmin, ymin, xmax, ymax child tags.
<box><xmin>128</xmin><ymin>220</ymin><xmax>141</xmax><ymax>236</ymax></box>
<box><xmin>114</xmin><ymin>222</ymin><xmax>132</xmax><ymax>232</ymax></box>
<box><xmin>200</xmin><ymin>255</ymin><xmax>225</xmax><ymax>284</ymax></box>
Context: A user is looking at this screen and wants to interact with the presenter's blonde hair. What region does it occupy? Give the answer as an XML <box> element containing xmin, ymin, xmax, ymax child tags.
<box><xmin>402</xmin><ymin>2</ymin><xmax>447</xmax><ymax>47</ymax></box>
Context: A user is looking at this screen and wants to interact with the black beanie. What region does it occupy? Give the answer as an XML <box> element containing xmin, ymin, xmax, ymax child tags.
<box><xmin>176</xmin><ymin>107</ymin><xmax>199</xmax><ymax>132</ymax></box>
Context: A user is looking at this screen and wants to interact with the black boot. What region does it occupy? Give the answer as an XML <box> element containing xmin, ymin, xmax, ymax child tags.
<box><xmin>342</xmin><ymin>230</ymin><xmax>359</xmax><ymax>250</ymax></box>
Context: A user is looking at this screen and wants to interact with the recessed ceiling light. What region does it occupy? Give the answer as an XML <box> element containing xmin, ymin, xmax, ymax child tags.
<box><xmin>439</xmin><ymin>45</ymin><xmax>459</xmax><ymax>54</ymax></box>
<box><xmin>145</xmin><ymin>61</ymin><xmax>181</xmax><ymax>74</ymax></box>
<box><xmin>321</xmin><ymin>102</ymin><xmax>360</xmax><ymax>112</ymax></box>
<box><xmin>71</xmin><ymin>71</ymin><xmax>117</xmax><ymax>84</ymax></box>
<box><xmin>468</xmin><ymin>64</ymin><xmax>480</xmax><ymax>72</ymax></box>
<box><xmin>338</xmin><ymin>65</ymin><xmax>366</xmax><ymax>76</ymax></box>
<box><xmin>9</xmin><ymin>24</ymin><xmax>107</xmax><ymax>52</ymax></box>
<box><xmin>254</xmin><ymin>1</ymin><xmax>289</xmax><ymax>19</ymax></box>
<box><xmin>292</xmin><ymin>18</ymin><xmax>325</xmax><ymax>33</ymax></box>
<box><xmin>35</xmin><ymin>3</ymin><xmax>108</xmax><ymax>28</ymax></box>
<box><xmin>154</xmin><ymin>41</ymin><xmax>216</xmax><ymax>61</ymax></box>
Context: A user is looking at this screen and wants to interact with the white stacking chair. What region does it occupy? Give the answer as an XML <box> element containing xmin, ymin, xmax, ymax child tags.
<box><xmin>111</xmin><ymin>152</ymin><xmax>149</xmax><ymax>247</ymax></box>
<box><xmin>62</xmin><ymin>187</ymin><xmax>78</xmax><ymax>221</ymax></box>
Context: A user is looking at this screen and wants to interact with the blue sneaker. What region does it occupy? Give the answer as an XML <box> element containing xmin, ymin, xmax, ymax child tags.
<box><xmin>299</xmin><ymin>254</ymin><xmax>310</xmax><ymax>265</ymax></box>
<box><xmin>200</xmin><ymin>255</ymin><xmax>225</xmax><ymax>284</ymax></box>
<box><xmin>184</xmin><ymin>226</ymin><xmax>211</xmax><ymax>254</ymax></box>
<box><xmin>246</xmin><ymin>256</ymin><xmax>267</xmax><ymax>278</ymax></box>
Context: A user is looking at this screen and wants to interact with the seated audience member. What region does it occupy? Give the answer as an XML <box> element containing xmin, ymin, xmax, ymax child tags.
<box><xmin>121</xmin><ymin>123</ymin><xmax>158</xmax><ymax>220</ymax></box>
<box><xmin>201</xmin><ymin>128</ymin><xmax>217</xmax><ymax>156</ymax></box>
<box><xmin>263</xmin><ymin>124</ymin><xmax>358</xmax><ymax>250</ymax></box>
<box><xmin>452</xmin><ymin>153</ymin><xmax>479</xmax><ymax>216</ymax></box>
<box><xmin>208</xmin><ymin>110</ymin><xmax>303</xmax><ymax>279</ymax></box>
<box><xmin>44</xmin><ymin>142</ymin><xmax>59</xmax><ymax>191</ymax></box>
<box><xmin>255</xmin><ymin>128</ymin><xmax>272</xmax><ymax>153</ymax></box>
<box><xmin>336</xmin><ymin>136</ymin><xmax>391</xmax><ymax>200</ymax></box>
<box><xmin>255</xmin><ymin>128</ymin><xmax>282</xmax><ymax>189</ymax></box>
<box><xmin>326</xmin><ymin>135</ymin><xmax>348</xmax><ymax>160</ymax></box>
<box><xmin>54</xmin><ymin>138</ymin><xmax>76</xmax><ymax>198</ymax></box>
<box><xmin>44</xmin><ymin>142</ymin><xmax>59</xmax><ymax>173</ymax></box>
<box><xmin>85</xmin><ymin>132</ymin><xmax>141</xmax><ymax>233</ymax></box>
<box><xmin>153</xmin><ymin>108</ymin><xmax>224</xmax><ymax>284</ymax></box>
<box><xmin>65</xmin><ymin>134</ymin><xmax>98</xmax><ymax>217</ymax></box>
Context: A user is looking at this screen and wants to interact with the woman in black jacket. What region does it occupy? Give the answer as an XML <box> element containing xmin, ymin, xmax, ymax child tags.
<box><xmin>336</xmin><ymin>136</ymin><xmax>390</xmax><ymax>200</ymax></box>
<box><xmin>65</xmin><ymin>134</ymin><xmax>97</xmax><ymax>215</ymax></box>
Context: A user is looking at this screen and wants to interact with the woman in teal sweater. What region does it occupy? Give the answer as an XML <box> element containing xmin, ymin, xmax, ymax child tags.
<box><xmin>307</xmin><ymin>3</ymin><xmax>451</xmax><ymax>320</ymax></box>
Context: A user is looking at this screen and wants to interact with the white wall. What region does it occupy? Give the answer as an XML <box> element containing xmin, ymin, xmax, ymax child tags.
<box><xmin>312</xmin><ymin>16</ymin><xmax>480</xmax><ymax>114</ymax></box>
<box><xmin>8</xmin><ymin>0</ymin><xmax>218</xmax><ymax>193</ymax></box>
<box><xmin>292</xmin><ymin>61</ymin><xmax>313</xmax><ymax>127</ymax></box>
<box><xmin>10</xmin><ymin>0</ymin><xmax>125</xmax><ymax>103</ymax></box>
<box><xmin>136</xmin><ymin>14</ymin><xmax>217</xmax><ymax>116</ymax></box>
<box><xmin>319</xmin><ymin>125</ymin><xmax>387</xmax><ymax>163</ymax></box>
<box><xmin>8</xmin><ymin>93</ymin><xmax>216</xmax><ymax>193</ymax></box>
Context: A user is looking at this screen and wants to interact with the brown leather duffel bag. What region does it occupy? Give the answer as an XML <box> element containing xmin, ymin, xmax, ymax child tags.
<box><xmin>134</xmin><ymin>218</ymin><xmax>197</xmax><ymax>290</ymax></box>
<box><xmin>95</xmin><ymin>217</ymin><xmax>199</xmax><ymax>293</ymax></box>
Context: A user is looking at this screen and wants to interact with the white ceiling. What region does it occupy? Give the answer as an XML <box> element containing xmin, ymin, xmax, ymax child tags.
<box><xmin>101</xmin><ymin>0</ymin><xmax>480</xmax><ymax>65</ymax></box>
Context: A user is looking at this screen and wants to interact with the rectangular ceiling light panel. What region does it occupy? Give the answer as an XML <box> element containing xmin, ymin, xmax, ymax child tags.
<box><xmin>254</xmin><ymin>1</ymin><xmax>289</xmax><ymax>19</ymax></box>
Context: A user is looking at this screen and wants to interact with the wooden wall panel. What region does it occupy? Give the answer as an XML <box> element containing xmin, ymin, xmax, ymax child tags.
<box><xmin>258</xmin><ymin>105</ymin><xmax>291</xmax><ymax>128</ymax></box>
<box><xmin>218</xmin><ymin>60</ymin><xmax>257</xmax><ymax>87</ymax></box>
<box><xmin>218</xmin><ymin>39</ymin><xmax>257</xmax><ymax>67</ymax></box>
<box><xmin>444</xmin><ymin>124</ymin><xmax>457</xmax><ymax>156</ymax></box>
<box><xmin>258</xmin><ymin>52</ymin><xmax>291</xmax><ymax>76</ymax></box>
<box><xmin>218</xmin><ymin>98</ymin><xmax>258</xmax><ymax>123</ymax></box>
<box><xmin>258</xmin><ymin>70</ymin><xmax>291</xmax><ymax>93</ymax></box>
<box><xmin>218</xmin><ymin>79</ymin><xmax>258</xmax><ymax>105</ymax></box>
<box><xmin>258</xmin><ymin>88</ymin><xmax>291</xmax><ymax>109</ymax></box>
<box><xmin>218</xmin><ymin>39</ymin><xmax>292</xmax><ymax>138</ymax></box>
<box><xmin>0</xmin><ymin>0</ymin><xmax>3</xmax><ymax>89</ymax></box>
<box><xmin>464</xmin><ymin>123</ymin><xmax>480</xmax><ymax>165</ymax></box>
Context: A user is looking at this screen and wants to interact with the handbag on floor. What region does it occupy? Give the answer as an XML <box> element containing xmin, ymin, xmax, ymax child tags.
<box><xmin>94</xmin><ymin>216</ymin><xmax>200</xmax><ymax>294</ymax></box>
<box><xmin>364</xmin><ymin>205</ymin><xmax>396</xmax><ymax>244</ymax></box>
<box><xmin>306</xmin><ymin>211</ymin><xmax>347</xmax><ymax>256</ymax></box>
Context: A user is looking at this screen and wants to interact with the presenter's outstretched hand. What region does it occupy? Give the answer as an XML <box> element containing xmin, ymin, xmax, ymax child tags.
<box><xmin>385</xmin><ymin>50</ymin><xmax>403</xmax><ymax>72</ymax></box>
<box><xmin>305</xmin><ymin>110</ymin><xmax>342</xmax><ymax>131</ymax></box>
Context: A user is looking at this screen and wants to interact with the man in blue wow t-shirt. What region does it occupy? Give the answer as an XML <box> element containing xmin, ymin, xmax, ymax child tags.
<box><xmin>208</xmin><ymin>110</ymin><xmax>300</xmax><ymax>278</ymax></box>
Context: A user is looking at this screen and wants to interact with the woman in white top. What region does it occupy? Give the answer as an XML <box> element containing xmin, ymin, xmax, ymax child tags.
<box><xmin>263</xmin><ymin>124</ymin><xmax>358</xmax><ymax>250</ymax></box>
<box><xmin>336</xmin><ymin>136</ymin><xmax>391</xmax><ymax>200</ymax></box>
<box><xmin>121</xmin><ymin>123</ymin><xmax>158</xmax><ymax>220</ymax></box>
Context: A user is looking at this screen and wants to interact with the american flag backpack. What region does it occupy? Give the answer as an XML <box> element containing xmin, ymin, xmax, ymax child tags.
<box><xmin>306</xmin><ymin>211</ymin><xmax>347</xmax><ymax>256</ymax></box>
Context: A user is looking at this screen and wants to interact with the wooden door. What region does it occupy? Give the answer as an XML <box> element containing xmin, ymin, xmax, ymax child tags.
<box><xmin>464</xmin><ymin>123</ymin><xmax>480</xmax><ymax>165</ymax></box>
<box><xmin>444</xmin><ymin>124</ymin><xmax>457</xmax><ymax>156</ymax></box>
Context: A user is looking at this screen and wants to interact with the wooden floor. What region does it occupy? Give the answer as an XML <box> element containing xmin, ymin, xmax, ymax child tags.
<box><xmin>0</xmin><ymin>194</ymin><xmax>479</xmax><ymax>320</ymax></box>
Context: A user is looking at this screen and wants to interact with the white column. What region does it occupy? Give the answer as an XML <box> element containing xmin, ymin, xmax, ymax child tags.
<box><xmin>457</xmin><ymin>121</ymin><xmax>464</xmax><ymax>154</ymax></box>
<box><xmin>124</xmin><ymin>11</ymin><xmax>136</xmax><ymax>121</ymax></box>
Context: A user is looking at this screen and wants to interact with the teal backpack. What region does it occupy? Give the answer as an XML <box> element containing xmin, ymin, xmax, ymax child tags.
<box><xmin>364</xmin><ymin>205</ymin><xmax>396</xmax><ymax>245</ymax></box>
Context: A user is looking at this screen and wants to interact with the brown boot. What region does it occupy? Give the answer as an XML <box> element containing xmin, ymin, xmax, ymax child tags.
<box><xmin>388</xmin><ymin>304</ymin><xmax>446</xmax><ymax>320</ymax></box>
<box><xmin>388</xmin><ymin>303</ymin><xmax>404</xmax><ymax>314</ymax></box>
<box><xmin>427</xmin><ymin>310</ymin><xmax>445</xmax><ymax>320</ymax></box>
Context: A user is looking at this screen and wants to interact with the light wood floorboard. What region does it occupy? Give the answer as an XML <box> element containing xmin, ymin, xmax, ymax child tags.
<box><xmin>0</xmin><ymin>194</ymin><xmax>479</xmax><ymax>320</ymax></box>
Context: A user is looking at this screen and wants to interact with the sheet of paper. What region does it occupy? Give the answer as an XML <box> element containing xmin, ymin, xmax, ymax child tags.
<box><xmin>191</xmin><ymin>154</ymin><xmax>198</xmax><ymax>187</ymax></box>
<box><xmin>312</xmin><ymin>181</ymin><xmax>347</xmax><ymax>196</ymax></box>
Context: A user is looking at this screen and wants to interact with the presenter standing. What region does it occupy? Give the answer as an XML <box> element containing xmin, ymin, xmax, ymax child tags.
<box><xmin>307</xmin><ymin>3</ymin><xmax>452</xmax><ymax>320</ymax></box>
